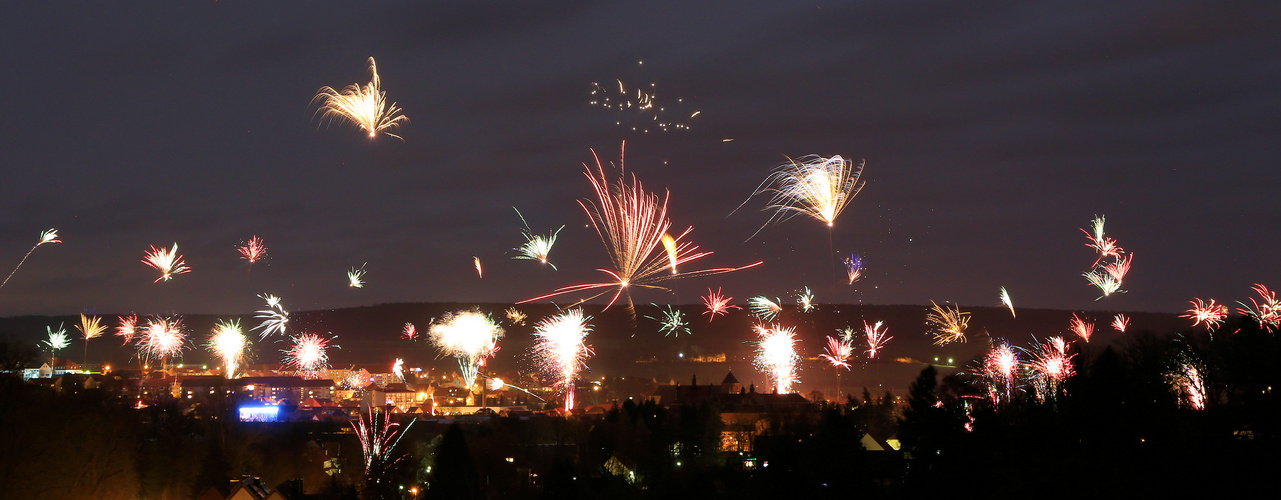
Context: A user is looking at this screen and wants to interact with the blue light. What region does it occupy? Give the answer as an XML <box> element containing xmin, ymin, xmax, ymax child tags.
<box><xmin>238</xmin><ymin>405</ymin><xmax>280</xmax><ymax>422</ymax></box>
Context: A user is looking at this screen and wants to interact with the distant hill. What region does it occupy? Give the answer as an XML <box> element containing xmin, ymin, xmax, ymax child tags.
<box><xmin>0</xmin><ymin>302</ymin><xmax>1189</xmax><ymax>396</ymax></box>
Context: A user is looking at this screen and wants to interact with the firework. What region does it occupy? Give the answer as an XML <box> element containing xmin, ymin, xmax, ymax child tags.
<box><xmin>251</xmin><ymin>293</ymin><xmax>289</xmax><ymax>339</ymax></box>
<box><xmin>392</xmin><ymin>358</ymin><xmax>405</xmax><ymax>382</ymax></box>
<box><xmin>474</xmin><ymin>256</ymin><xmax>483</xmax><ymax>278</ymax></box>
<box><xmin>1182</xmin><ymin>298</ymin><xmax>1228</xmax><ymax>332</ymax></box>
<box><xmin>701</xmin><ymin>287</ymin><xmax>740</xmax><ymax>322</ymax></box>
<box><xmin>820</xmin><ymin>330</ymin><xmax>854</xmax><ymax>370</ymax></box>
<box><xmin>283</xmin><ymin>332</ymin><xmax>334</xmax><ymax>378</ymax></box>
<box><xmin>429</xmin><ymin>310</ymin><xmax>504</xmax><ymax>390</ymax></box>
<box><xmin>748</xmin><ymin>296</ymin><xmax>783</xmax><ymax>322</ymax></box>
<box><xmin>1112</xmin><ymin>314</ymin><xmax>1130</xmax><ymax>333</ymax></box>
<box><xmin>237</xmin><ymin>236</ymin><xmax>267</xmax><ymax>265</ymax></box>
<box><xmin>864</xmin><ymin>320</ymin><xmax>892</xmax><ymax>359</ymax></box>
<box><xmin>313</xmin><ymin>57</ymin><xmax>408</xmax><ymax>140</ymax></box>
<box><xmin>512</xmin><ymin>208</ymin><xmax>563</xmax><ymax>270</ymax></box>
<box><xmin>976</xmin><ymin>341</ymin><xmax>1020</xmax><ymax>405</ymax></box>
<box><xmin>518</xmin><ymin>146</ymin><xmax>761</xmax><ymax>309</ymax></box>
<box><xmin>138</xmin><ymin>317</ymin><xmax>188</xmax><ymax>367</ymax></box>
<box><xmin>353</xmin><ymin>408</ymin><xmax>414</xmax><ymax>482</ymax></box>
<box><xmin>925</xmin><ymin>301</ymin><xmax>970</xmax><ymax>346</ymax></box>
<box><xmin>401</xmin><ymin>323</ymin><xmax>418</xmax><ymax>340</ymax></box>
<box><xmin>999</xmin><ymin>287</ymin><xmax>1015</xmax><ymax>318</ymax></box>
<box><xmin>797</xmin><ymin>286</ymin><xmax>816</xmax><ymax>313</ymax></box>
<box><xmin>343</xmin><ymin>369</ymin><xmax>374</xmax><ymax>390</ymax></box>
<box><xmin>737</xmin><ymin>154</ymin><xmax>866</xmax><ymax>238</ymax></box>
<box><xmin>348</xmin><ymin>264</ymin><xmax>367</xmax><ymax>288</ymax></box>
<box><xmin>75</xmin><ymin>313</ymin><xmax>107</xmax><ymax>364</ymax></box>
<box><xmin>843</xmin><ymin>253</ymin><xmax>866</xmax><ymax>284</ymax></box>
<box><xmin>753</xmin><ymin>324</ymin><xmax>800</xmax><ymax>394</ymax></box>
<box><xmin>1084</xmin><ymin>268</ymin><xmax>1124</xmax><ymax>299</ymax></box>
<box><xmin>505</xmin><ymin>307</ymin><xmax>527</xmax><ymax>326</ymax></box>
<box><xmin>207</xmin><ymin>319</ymin><xmax>246</xmax><ymax>376</ymax></box>
<box><xmin>0</xmin><ymin>228</ymin><xmax>61</xmax><ymax>292</ymax></box>
<box><xmin>1069</xmin><ymin>313</ymin><xmax>1094</xmax><ymax>343</ymax></box>
<box><xmin>531</xmin><ymin>309</ymin><xmax>594</xmax><ymax>412</ymax></box>
<box><xmin>43</xmin><ymin>324</ymin><xmax>69</xmax><ymax>363</ymax></box>
<box><xmin>661</xmin><ymin>234</ymin><xmax>679</xmax><ymax>274</ymax></box>
<box><xmin>116</xmin><ymin>314</ymin><xmax>139</xmax><ymax>344</ymax></box>
<box><xmin>142</xmin><ymin>243</ymin><xmax>191</xmax><ymax>283</ymax></box>
<box><xmin>646</xmin><ymin>305</ymin><xmax>690</xmax><ymax>337</ymax></box>
<box><xmin>1236</xmin><ymin>283</ymin><xmax>1280</xmax><ymax>333</ymax></box>
<box><xmin>588</xmin><ymin>78</ymin><xmax>698</xmax><ymax>133</ymax></box>
<box><xmin>1081</xmin><ymin>215</ymin><xmax>1124</xmax><ymax>266</ymax></box>
<box><xmin>1166</xmin><ymin>345</ymin><xmax>1206</xmax><ymax>410</ymax></box>
<box><xmin>1026</xmin><ymin>336</ymin><xmax>1076</xmax><ymax>403</ymax></box>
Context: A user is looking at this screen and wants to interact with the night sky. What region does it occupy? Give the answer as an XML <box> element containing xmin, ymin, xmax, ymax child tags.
<box><xmin>2</xmin><ymin>1</ymin><xmax>1277</xmax><ymax>318</ymax></box>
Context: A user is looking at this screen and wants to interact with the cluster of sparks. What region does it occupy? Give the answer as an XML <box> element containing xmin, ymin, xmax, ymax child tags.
<box><xmin>76</xmin><ymin>313</ymin><xmax>107</xmax><ymax>363</ymax></box>
<box><xmin>313</xmin><ymin>57</ymin><xmax>408</xmax><ymax>140</ymax></box>
<box><xmin>701</xmin><ymin>287</ymin><xmax>740</xmax><ymax>322</ymax></box>
<box><xmin>252</xmin><ymin>294</ymin><xmax>289</xmax><ymax>339</ymax></box>
<box><xmin>1182</xmin><ymin>298</ymin><xmax>1229</xmax><ymax>332</ymax></box>
<box><xmin>1236</xmin><ymin>283</ymin><xmax>1280</xmax><ymax>333</ymax></box>
<box><xmin>925</xmin><ymin>301</ymin><xmax>971</xmax><ymax>346</ymax></box>
<box><xmin>796</xmin><ymin>287</ymin><xmax>816</xmax><ymax>313</ymax></box>
<box><xmin>864</xmin><ymin>320</ymin><xmax>892</xmax><ymax>359</ymax></box>
<box><xmin>588</xmin><ymin>78</ymin><xmax>698</xmax><ymax>133</ymax></box>
<box><xmin>518</xmin><ymin>147</ymin><xmax>760</xmax><ymax>310</ymax></box>
<box><xmin>738</xmin><ymin>154</ymin><xmax>866</xmax><ymax>238</ymax></box>
<box><xmin>237</xmin><ymin>236</ymin><xmax>267</xmax><ymax>265</ymax></box>
<box><xmin>531</xmin><ymin>309</ymin><xmax>593</xmax><ymax>411</ymax></box>
<box><xmin>975</xmin><ymin>341</ymin><xmax>1020</xmax><ymax>405</ymax></box>
<box><xmin>999</xmin><ymin>287</ymin><xmax>1015</xmax><ymax>317</ymax></box>
<box><xmin>820</xmin><ymin>329</ymin><xmax>854</xmax><ymax>370</ymax></box>
<box><xmin>207</xmin><ymin>319</ymin><xmax>246</xmax><ymax>376</ymax></box>
<box><xmin>1069</xmin><ymin>313</ymin><xmax>1095</xmax><ymax>343</ymax></box>
<box><xmin>429</xmin><ymin>310</ymin><xmax>503</xmax><ymax>390</ymax></box>
<box><xmin>505</xmin><ymin>308</ymin><xmax>526</xmax><ymax>326</ymax></box>
<box><xmin>142</xmin><ymin>243</ymin><xmax>191</xmax><ymax>283</ymax></box>
<box><xmin>1166</xmin><ymin>346</ymin><xmax>1207</xmax><ymax>410</ymax></box>
<box><xmin>401</xmin><ymin>322</ymin><xmax>418</xmax><ymax>340</ymax></box>
<box><xmin>647</xmin><ymin>305</ymin><xmax>690</xmax><ymax>337</ymax></box>
<box><xmin>43</xmin><ymin>325</ymin><xmax>69</xmax><ymax>358</ymax></box>
<box><xmin>753</xmin><ymin>324</ymin><xmax>800</xmax><ymax>394</ymax></box>
<box><xmin>512</xmin><ymin>208</ymin><xmax>563</xmax><ymax>270</ymax></box>
<box><xmin>1112</xmin><ymin>314</ymin><xmax>1130</xmax><ymax>333</ymax></box>
<box><xmin>116</xmin><ymin>314</ymin><xmax>139</xmax><ymax>344</ymax></box>
<box><xmin>137</xmin><ymin>317</ymin><xmax>188</xmax><ymax>366</ymax></box>
<box><xmin>1026</xmin><ymin>336</ymin><xmax>1076</xmax><ymax>403</ymax></box>
<box><xmin>1</xmin><ymin>228</ymin><xmax>60</xmax><ymax>292</ymax></box>
<box><xmin>283</xmin><ymin>332</ymin><xmax>334</xmax><ymax>378</ymax></box>
<box><xmin>392</xmin><ymin>358</ymin><xmax>405</xmax><ymax>382</ymax></box>
<box><xmin>844</xmin><ymin>253</ymin><xmax>865</xmax><ymax>284</ymax></box>
<box><xmin>353</xmin><ymin>409</ymin><xmax>414</xmax><ymax>481</ymax></box>
<box><xmin>348</xmin><ymin>264</ymin><xmax>367</xmax><ymax>288</ymax></box>
<box><xmin>748</xmin><ymin>296</ymin><xmax>783</xmax><ymax>322</ymax></box>
<box><xmin>1080</xmin><ymin>215</ymin><xmax>1132</xmax><ymax>299</ymax></box>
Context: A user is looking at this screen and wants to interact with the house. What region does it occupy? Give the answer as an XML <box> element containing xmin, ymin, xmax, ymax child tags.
<box><xmin>652</xmin><ymin>372</ymin><xmax>817</xmax><ymax>454</ymax></box>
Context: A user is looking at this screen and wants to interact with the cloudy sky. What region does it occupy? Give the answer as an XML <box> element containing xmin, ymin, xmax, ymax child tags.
<box><xmin>1</xmin><ymin>1</ymin><xmax>1277</xmax><ymax>317</ymax></box>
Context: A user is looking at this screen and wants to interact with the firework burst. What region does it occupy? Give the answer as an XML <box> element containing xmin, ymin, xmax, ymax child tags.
<box><xmin>701</xmin><ymin>287</ymin><xmax>740</xmax><ymax>322</ymax></box>
<box><xmin>1081</xmin><ymin>215</ymin><xmax>1124</xmax><ymax>266</ymax></box>
<box><xmin>925</xmin><ymin>301</ymin><xmax>970</xmax><ymax>346</ymax></box>
<box><xmin>392</xmin><ymin>358</ymin><xmax>405</xmax><ymax>382</ymax></box>
<box><xmin>796</xmin><ymin>286</ymin><xmax>816</xmax><ymax>313</ymax></box>
<box><xmin>588</xmin><ymin>78</ymin><xmax>698</xmax><ymax>133</ymax></box>
<box><xmin>283</xmin><ymin>332</ymin><xmax>334</xmax><ymax>378</ymax></box>
<box><xmin>531</xmin><ymin>309</ymin><xmax>593</xmax><ymax>412</ymax></box>
<box><xmin>1166</xmin><ymin>344</ymin><xmax>1207</xmax><ymax>410</ymax></box>
<box><xmin>1025</xmin><ymin>336</ymin><xmax>1076</xmax><ymax>403</ymax></box>
<box><xmin>975</xmin><ymin>341</ymin><xmax>1020</xmax><ymax>405</ymax></box>
<box><xmin>207</xmin><ymin>319</ymin><xmax>246</xmax><ymax>376</ymax></box>
<box><xmin>1182</xmin><ymin>298</ymin><xmax>1229</xmax><ymax>332</ymax></box>
<box><xmin>754</xmin><ymin>324</ymin><xmax>800</xmax><ymax>394</ymax></box>
<box><xmin>1</xmin><ymin>228</ymin><xmax>61</xmax><ymax>292</ymax></box>
<box><xmin>237</xmin><ymin>236</ymin><xmax>267</xmax><ymax>265</ymax></box>
<box><xmin>1069</xmin><ymin>313</ymin><xmax>1094</xmax><ymax>343</ymax></box>
<box><xmin>116</xmin><ymin>314</ymin><xmax>139</xmax><ymax>344</ymax></box>
<box><xmin>844</xmin><ymin>253</ymin><xmax>866</xmax><ymax>284</ymax></box>
<box><xmin>353</xmin><ymin>408</ymin><xmax>414</xmax><ymax>482</ymax></box>
<box><xmin>646</xmin><ymin>305</ymin><xmax>690</xmax><ymax>337</ymax></box>
<box><xmin>138</xmin><ymin>317</ymin><xmax>188</xmax><ymax>367</ymax></box>
<box><xmin>75</xmin><ymin>313</ymin><xmax>107</xmax><ymax>364</ymax></box>
<box><xmin>142</xmin><ymin>243</ymin><xmax>191</xmax><ymax>283</ymax></box>
<box><xmin>820</xmin><ymin>330</ymin><xmax>854</xmax><ymax>370</ymax></box>
<box><xmin>505</xmin><ymin>307</ymin><xmax>527</xmax><ymax>326</ymax></box>
<box><xmin>429</xmin><ymin>310</ymin><xmax>504</xmax><ymax>390</ymax></box>
<box><xmin>999</xmin><ymin>287</ymin><xmax>1015</xmax><ymax>318</ymax></box>
<box><xmin>1112</xmin><ymin>314</ymin><xmax>1130</xmax><ymax>333</ymax></box>
<box><xmin>518</xmin><ymin>146</ymin><xmax>761</xmax><ymax>310</ymax></box>
<box><xmin>348</xmin><ymin>264</ymin><xmax>367</xmax><ymax>288</ymax></box>
<box><xmin>512</xmin><ymin>208</ymin><xmax>564</xmax><ymax>270</ymax></box>
<box><xmin>748</xmin><ymin>296</ymin><xmax>783</xmax><ymax>322</ymax></box>
<box><xmin>401</xmin><ymin>323</ymin><xmax>418</xmax><ymax>340</ymax></box>
<box><xmin>1236</xmin><ymin>283</ymin><xmax>1280</xmax><ymax>333</ymax></box>
<box><xmin>313</xmin><ymin>57</ymin><xmax>408</xmax><ymax>140</ymax></box>
<box><xmin>737</xmin><ymin>154</ymin><xmax>866</xmax><ymax>239</ymax></box>
<box><xmin>864</xmin><ymin>320</ymin><xmax>892</xmax><ymax>359</ymax></box>
<box><xmin>252</xmin><ymin>293</ymin><xmax>289</xmax><ymax>339</ymax></box>
<box><xmin>43</xmin><ymin>324</ymin><xmax>69</xmax><ymax>363</ymax></box>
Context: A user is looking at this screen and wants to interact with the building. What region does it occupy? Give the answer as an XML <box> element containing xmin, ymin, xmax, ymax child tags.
<box><xmin>652</xmin><ymin>372</ymin><xmax>816</xmax><ymax>454</ymax></box>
